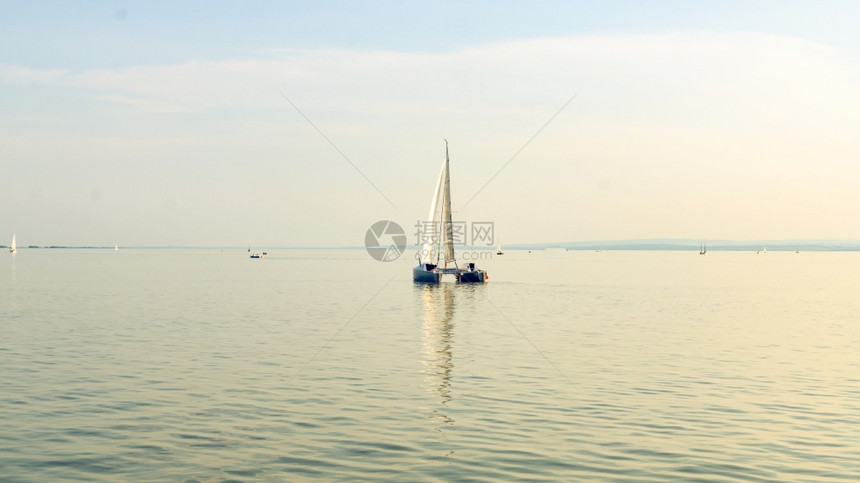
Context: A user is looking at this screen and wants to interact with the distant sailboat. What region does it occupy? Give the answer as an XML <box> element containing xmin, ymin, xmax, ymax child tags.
<box><xmin>414</xmin><ymin>141</ymin><xmax>488</xmax><ymax>283</ymax></box>
<box><xmin>9</xmin><ymin>233</ymin><xmax>16</xmax><ymax>254</ymax></box>
<box><xmin>699</xmin><ymin>242</ymin><xmax>706</xmax><ymax>255</ymax></box>
<box><xmin>115</xmin><ymin>243</ymin><xmax>119</xmax><ymax>251</ymax></box>
<box><xmin>496</xmin><ymin>240</ymin><xmax>504</xmax><ymax>255</ymax></box>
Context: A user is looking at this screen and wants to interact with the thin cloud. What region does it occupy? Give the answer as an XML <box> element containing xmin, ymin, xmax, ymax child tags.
<box><xmin>0</xmin><ymin>64</ymin><xmax>68</xmax><ymax>83</ymax></box>
<box><xmin>6</xmin><ymin>32</ymin><xmax>857</xmax><ymax>121</ymax></box>
<box><xmin>4</xmin><ymin>32</ymin><xmax>860</xmax><ymax>244</ymax></box>
<box><xmin>101</xmin><ymin>94</ymin><xmax>192</xmax><ymax>113</ymax></box>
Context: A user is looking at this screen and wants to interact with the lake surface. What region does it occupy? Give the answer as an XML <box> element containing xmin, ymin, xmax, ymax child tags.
<box><xmin>2</xmin><ymin>248</ymin><xmax>859</xmax><ymax>481</ymax></box>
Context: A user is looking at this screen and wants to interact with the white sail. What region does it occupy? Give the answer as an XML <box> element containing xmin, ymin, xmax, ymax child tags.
<box><xmin>418</xmin><ymin>141</ymin><xmax>457</xmax><ymax>268</ymax></box>
<box><xmin>440</xmin><ymin>141</ymin><xmax>455</xmax><ymax>266</ymax></box>
<box><xmin>9</xmin><ymin>233</ymin><xmax>16</xmax><ymax>253</ymax></box>
<box><xmin>420</xmin><ymin>159</ymin><xmax>446</xmax><ymax>265</ymax></box>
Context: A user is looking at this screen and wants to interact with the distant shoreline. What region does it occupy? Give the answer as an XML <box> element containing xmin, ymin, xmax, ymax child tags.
<box><xmin>6</xmin><ymin>240</ymin><xmax>860</xmax><ymax>252</ymax></box>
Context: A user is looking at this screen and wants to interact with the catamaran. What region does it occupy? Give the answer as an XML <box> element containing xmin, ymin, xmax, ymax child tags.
<box><xmin>413</xmin><ymin>141</ymin><xmax>487</xmax><ymax>283</ymax></box>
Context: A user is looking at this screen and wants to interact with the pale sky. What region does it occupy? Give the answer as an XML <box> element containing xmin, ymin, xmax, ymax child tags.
<box><xmin>2</xmin><ymin>1</ymin><xmax>860</xmax><ymax>247</ymax></box>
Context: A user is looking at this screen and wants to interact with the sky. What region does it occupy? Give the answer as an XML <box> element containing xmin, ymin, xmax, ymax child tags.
<box><xmin>2</xmin><ymin>0</ymin><xmax>860</xmax><ymax>247</ymax></box>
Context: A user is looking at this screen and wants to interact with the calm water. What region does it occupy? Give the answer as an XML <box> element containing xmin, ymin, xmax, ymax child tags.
<box><xmin>2</xmin><ymin>248</ymin><xmax>860</xmax><ymax>481</ymax></box>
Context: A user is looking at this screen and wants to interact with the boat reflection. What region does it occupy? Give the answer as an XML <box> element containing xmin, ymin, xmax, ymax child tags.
<box><xmin>417</xmin><ymin>282</ymin><xmax>456</xmax><ymax>431</ymax></box>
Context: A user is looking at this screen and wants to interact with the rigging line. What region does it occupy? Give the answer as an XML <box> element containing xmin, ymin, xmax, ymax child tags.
<box><xmin>478</xmin><ymin>290</ymin><xmax>574</xmax><ymax>386</ymax></box>
<box><xmin>277</xmin><ymin>89</ymin><xmax>399</xmax><ymax>211</ymax></box>
<box><xmin>460</xmin><ymin>90</ymin><xmax>580</xmax><ymax>212</ymax></box>
<box><xmin>284</xmin><ymin>270</ymin><xmax>399</xmax><ymax>387</ymax></box>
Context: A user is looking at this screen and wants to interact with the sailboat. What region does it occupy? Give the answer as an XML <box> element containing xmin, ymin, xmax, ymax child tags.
<box><xmin>699</xmin><ymin>242</ymin><xmax>706</xmax><ymax>255</ymax></box>
<box><xmin>9</xmin><ymin>233</ymin><xmax>16</xmax><ymax>254</ymax></box>
<box><xmin>413</xmin><ymin>141</ymin><xmax>488</xmax><ymax>283</ymax></box>
<box><xmin>496</xmin><ymin>240</ymin><xmax>504</xmax><ymax>255</ymax></box>
<box><xmin>114</xmin><ymin>243</ymin><xmax>119</xmax><ymax>251</ymax></box>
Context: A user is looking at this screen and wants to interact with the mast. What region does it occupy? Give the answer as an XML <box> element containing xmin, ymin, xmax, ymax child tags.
<box><xmin>441</xmin><ymin>140</ymin><xmax>456</xmax><ymax>267</ymax></box>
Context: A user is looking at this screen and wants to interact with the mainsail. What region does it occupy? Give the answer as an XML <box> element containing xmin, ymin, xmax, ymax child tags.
<box><xmin>421</xmin><ymin>159</ymin><xmax>446</xmax><ymax>265</ymax></box>
<box><xmin>440</xmin><ymin>142</ymin><xmax>455</xmax><ymax>266</ymax></box>
<box><xmin>420</xmin><ymin>141</ymin><xmax>456</xmax><ymax>267</ymax></box>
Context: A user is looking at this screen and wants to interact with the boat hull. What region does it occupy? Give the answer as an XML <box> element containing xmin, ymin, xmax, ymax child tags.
<box><xmin>413</xmin><ymin>265</ymin><xmax>487</xmax><ymax>283</ymax></box>
<box><xmin>458</xmin><ymin>269</ymin><xmax>487</xmax><ymax>283</ymax></box>
<box><xmin>413</xmin><ymin>266</ymin><xmax>440</xmax><ymax>283</ymax></box>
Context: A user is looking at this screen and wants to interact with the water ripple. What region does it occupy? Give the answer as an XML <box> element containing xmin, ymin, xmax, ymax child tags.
<box><xmin>2</xmin><ymin>250</ymin><xmax>860</xmax><ymax>480</ymax></box>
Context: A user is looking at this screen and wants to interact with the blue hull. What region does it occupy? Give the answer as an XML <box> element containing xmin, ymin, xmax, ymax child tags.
<box><xmin>413</xmin><ymin>267</ymin><xmax>440</xmax><ymax>283</ymax></box>
<box><xmin>413</xmin><ymin>265</ymin><xmax>487</xmax><ymax>283</ymax></box>
<box><xmin>458</xmin><ymin>270</ymin><xmax>486</xmax><ymax>283</ymax></box>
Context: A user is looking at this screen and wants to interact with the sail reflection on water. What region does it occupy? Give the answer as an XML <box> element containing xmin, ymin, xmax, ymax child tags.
<box><xmin>418</xmin><ymin>283</ymin><xmax>456</xmax><ymax>428</ymax></box>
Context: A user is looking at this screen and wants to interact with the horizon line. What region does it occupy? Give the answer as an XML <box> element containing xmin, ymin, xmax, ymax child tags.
<box><xmin>6</xmin><ymin>238</ymin><xmax>860</xmax><ymax>251</ymax></box>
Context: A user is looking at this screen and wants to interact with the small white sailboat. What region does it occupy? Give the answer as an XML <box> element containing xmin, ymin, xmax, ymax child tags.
<box><xmin>9</xmin><ymin>233</ymin><xmax>16</xmax><ymax>254</ymax></box>
<box><xmin>114</xmin><ymin>243</ymin><xmax>119</xmax><ymax>251</ymax></box>
<box><xmin>699</xmin><ymin>242</ymin><xmax>706</xmax><ymax>255</ymax></box>
<box><xmin>414</xmin><ymin>141</ymin><xmax>487</xmax><ymax>283</ymax></box>
<box><xmin>496</xmin><ymin>240</ymin><xmax>504</xmax><ymax>255</ymax></box>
